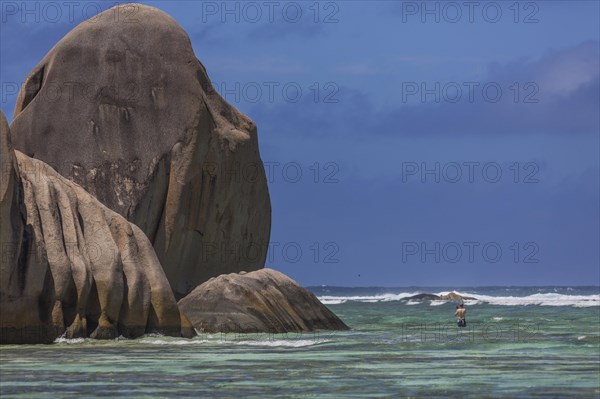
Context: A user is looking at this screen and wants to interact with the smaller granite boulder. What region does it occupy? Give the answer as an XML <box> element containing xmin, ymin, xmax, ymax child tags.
<box><xmin>178</xmin><ymin>269</ymin><xmax>349</xmax><ymax>333</ymax></box>
<box><xmin>439</xmin><ymin>292</ymin><xmax>477</xmax><ymax>301</ymax></box>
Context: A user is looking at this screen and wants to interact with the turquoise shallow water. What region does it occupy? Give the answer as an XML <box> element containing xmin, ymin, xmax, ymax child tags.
<box><xmin>1</xmin><ymin>287</ymin><xmax>599</xmax><ymax>398</ymax></box>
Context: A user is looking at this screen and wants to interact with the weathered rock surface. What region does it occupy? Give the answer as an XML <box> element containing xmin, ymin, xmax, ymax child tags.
<box><xmin>403</xmin><ymin>292</ymin><xmax>477</xmax><ymax>301</ymax></box>
<box><xmin>439</xmin><ymin>292</ymin><xmax>477</xmax><ymax>301</ymax></box>
<box><xmin>10</xmin><ymin>4</ymin><xmax>271</xmax><ymax>298</ymax></box>
<box><xmin>179</xmin><ymin>269</ymin><xmax>350</xmax><ymax>333</ymax></box>
<box><xmin>1</xmin><ymin>110</ymin><xmax>181</xmax><ymax>343</ymax></box>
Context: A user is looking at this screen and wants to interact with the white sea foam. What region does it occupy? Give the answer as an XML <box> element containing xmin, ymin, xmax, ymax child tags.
<box><xmin>493</xmin><ymin>317</ymin><xmax>504</xmax><ymax>321</ymax></box>
<box><xmin>429</xmin><ymin>301</ymin><xmax>448</xmax><ymax>306</ymax></box>
<box><xmin>319</xmin><ymin>292</ymin><xmax>422</xmax><ymax>305</ymax></box>
<box><xmin>320</xmin><ymin>299</ymin><xmax>346</xmax><ymax>305</ymax></box>
<box><xmin>318</xmin><ymin>291</ymin><xmax>600</xmax><ymax>307</ymax></box>
<box><xmin>54</xmin><ymin>337</ymin><xmax>86</xmax><ymax>344</ymax></box>
<box><xmin>141</xmin><ymin>337</ymin><xmax>328</xmax><ymax>348</ymax></box>
<box><xmin>443</xmin><ymin>291</ymin><xmax>600</xmax><ymax>307</ymax></box>
<box><xmin>144</xmin><ymin>339</ymin><xmax>209</xmax><ymax>345</ymax></box>
<box><xmin>232</xmin><ymin>339</ymin><xmax>329</xmax><ymax>348</ymax></box>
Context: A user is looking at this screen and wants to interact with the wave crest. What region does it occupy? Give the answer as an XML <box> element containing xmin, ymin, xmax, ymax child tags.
<box><xmin>319</xmin><ymin>291</ymin><xmax>600</xmax><ymax>307</ymax></box>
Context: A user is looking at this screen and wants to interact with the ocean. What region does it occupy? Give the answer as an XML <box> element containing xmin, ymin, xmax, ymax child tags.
<box><xmin>1</xmin><ymin>286</ymin><xmax>599</xmax><ymax>398</ymax></box>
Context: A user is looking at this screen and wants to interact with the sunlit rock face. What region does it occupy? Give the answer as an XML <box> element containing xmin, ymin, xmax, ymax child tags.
<box><xmin>179</xmin><ymin>269</ymin><xmax>350</xmax><ymax>334</ymax></box>
<box><xmin>10</xmin><ymin>4</ymin><xmax>272</xmax><ymax>299</ymax></box>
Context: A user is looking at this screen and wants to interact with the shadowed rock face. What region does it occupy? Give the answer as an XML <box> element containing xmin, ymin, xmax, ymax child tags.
<box><xmin>178</xmin><ymin>269</ymin><xmax>350</xmax><ymax>333</ymax></box>
<box><xmin>1</xmin><ymin>110</ymin><xmax>181</xmax><ymax>344</ymax></box>
<box><xmin>1</xmin><ymin>110</ymin><xmax>55</xmax><ymax>344</ymax></box>
<box><xmin>10</xmin><ymin>4</ymin><xmax>271</xmax><ymax>299</ymax></box>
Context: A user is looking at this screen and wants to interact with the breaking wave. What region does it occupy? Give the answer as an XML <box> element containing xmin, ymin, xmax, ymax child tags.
<box><xmin>319</xmin><ymin>291</ymin><xmax>600</xmax><ymax>307</ymax></box>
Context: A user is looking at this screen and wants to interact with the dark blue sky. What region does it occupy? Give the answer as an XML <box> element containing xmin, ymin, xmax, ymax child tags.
<box><xmin>1</xmin><ymin>1</ymin><xmax>598</xmax><ymax>286</ymax></box>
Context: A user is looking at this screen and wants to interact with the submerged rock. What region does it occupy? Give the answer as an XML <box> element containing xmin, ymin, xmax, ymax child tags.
<box><xmin>1</xmin><ymin>110</ymin><xmax>181</xmax><ymax>344</ymax></box>
<box><xmin>10</xmin><ymin>4</ymin><xmax>271</xmax><ymax>298</ymax></box>
<box><xmin>404</xmin><ymin>293</ymin><xmax>441</xmax><ymax>301</ymax></box>
<box><xmin>403</xmin><ymin>292</ymin><xmax>477</xmax><ymax>301</ymax></box>
<box><xmin>178</xmin><ymin>269</ymin><xmax>350</xmax><ymax>333</ymax></box>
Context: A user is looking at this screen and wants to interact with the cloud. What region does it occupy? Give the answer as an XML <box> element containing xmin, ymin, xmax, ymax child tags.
<box><xmin>207</xmin><ymin>55</ymin><xmax>308</xmax><ymax>75</ymax></box>
<box><xmin>246</xmin><ymin>41</ymin><xmax>599</xmax><ymax>138</ymax></box>
<box><xmin>247</xmin><ymin>3</ymin><xmax>328</xmax><ymax>41</ymax></box>
<box><xmin>387</xmin><ymin>40</ymin><xmax>600</xmax><ymax>136</ymax></box>
<box><xmin>249</xmin><ymin>19</ymin><xmax>326</xmax><ymax>41</ymax></box>
<box><xmin>270</xmin><ymin>158</ymin><xmax>600</xmax><ymax>286</ymax></box>
<box><xmin>490</xmin><ymin>41</ymin><xmax>599</xmax><ymax>96</ymax></box>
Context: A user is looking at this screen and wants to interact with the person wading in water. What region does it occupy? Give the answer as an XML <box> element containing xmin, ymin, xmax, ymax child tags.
<box><xmin>454</xmin><ymin>303</ymin><xmax>467</xmax><ymax>327</ymax></box>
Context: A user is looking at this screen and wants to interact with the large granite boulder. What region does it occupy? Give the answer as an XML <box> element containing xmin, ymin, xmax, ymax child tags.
<box><xmin>1</xmin><ymin>110</ymin><xmax>181</xmax><ymax>343</ymax></box>
<box><xmin>10</xmin><ymin>4</ymin><xmax>271</xmax><ymax>298</ymax></box>
<box><xmin>178</xmin><ymin>269</ymin><xmax>350</xmax><ymax>333</ymax></box>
